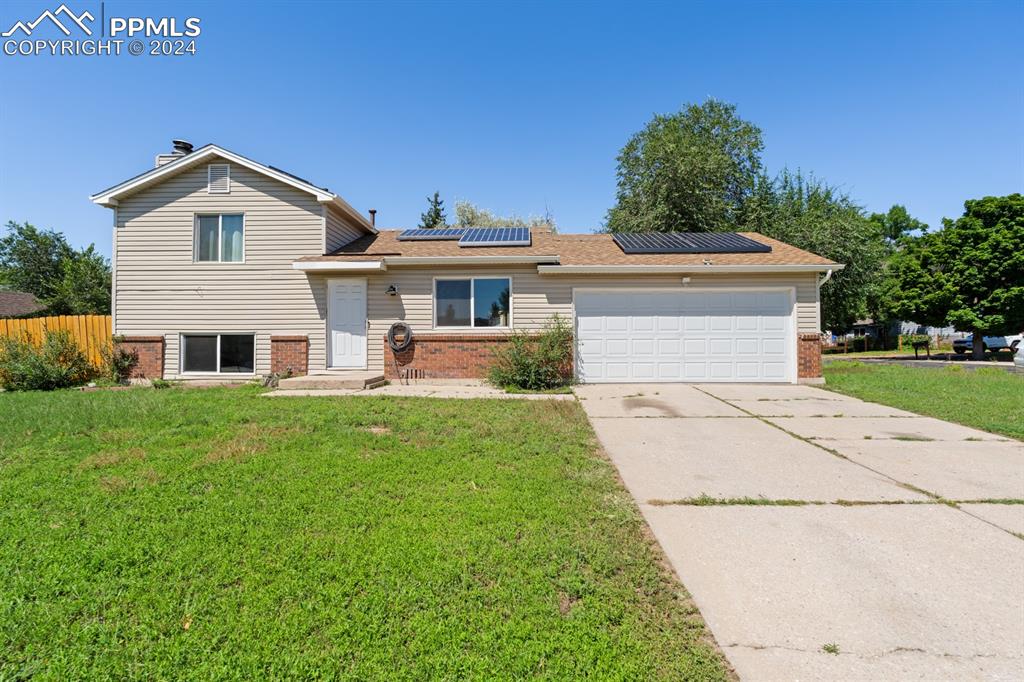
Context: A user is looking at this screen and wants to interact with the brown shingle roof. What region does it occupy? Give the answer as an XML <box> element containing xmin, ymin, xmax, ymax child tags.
<box><xmin>0</xmin><ymin>291</ymin><xmax>44</xmax><ymax>317</ymax></box>
<box><xmin>296</xmin><ymin>229</ymin><xmax>838</xmax><ymax>267</ymax></box>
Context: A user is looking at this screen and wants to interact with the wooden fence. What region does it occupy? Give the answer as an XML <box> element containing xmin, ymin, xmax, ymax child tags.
<box><xmin>0</xmin><ymin>315</ymin><xmax>112</xmax><ymax>367</ymax></box>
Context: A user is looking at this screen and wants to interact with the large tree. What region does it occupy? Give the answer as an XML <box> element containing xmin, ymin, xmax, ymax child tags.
<box><xmin>869</xmin><ymin>204</ymin><xmax>928</xmax><ymax>242</ymax></box>
<box><xmin>418</xmin><ymin>191</ymin><xmax>447</xmax><ymax>228</ymax></box>
<box><xmin>888</xmin><ymin>194</ymin><xmax>1024</xmax><ymax>360</ymax></box>
<box><xmin>741</xmin><ymin>170</ymin><xmax>888</xmax><ymax>332</ymax></box>
<box><xmin>0</xmin><ymin>221</ymin><xmax>73</xmax><ymax>302</ymax></box>
<box><xmin>606</xmin><ymin>99</ymin><xmax>764</xmax><ymax>233</ymax></box>
<box><xmin>0</xmin><ymin>220</ymin><xmax>111</xmax><ymax>315</ymax></box>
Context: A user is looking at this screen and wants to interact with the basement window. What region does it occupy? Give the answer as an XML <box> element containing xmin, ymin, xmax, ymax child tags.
<box><xmin>434</xmin><ymin>277</ymin><xmax>510</xmax><ymax>328</ymax></box>
<box><xmin>182</xmin><ymin>334</ymin><xmax>254</xmax><ymax>373</ymax></box>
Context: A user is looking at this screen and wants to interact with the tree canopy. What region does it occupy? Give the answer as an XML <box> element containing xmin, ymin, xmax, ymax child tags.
<box><xmin>418</xmin><ymin>191</ymin><xmax>447</xmax><ymax>228</ymax></box>
<box><xmin>606</xmin><ymin>99</ymin><xmax>764</xmax><ymax>233</ymax></box>
<box><xmin>454</xmin><ymin>201</ymin><xmax>555</xmax><ymax>230</ymax></box>
<box><xmin>868</xmin><ymin>204</ymin><xmax>928</xmax><ymax>242</ymax></box>
<box><xmin>0</xmin><ymin>221</ymin><xmax>111</xmax><ymax>315</ymax></box>
<box><xmin>741</xmin><ymin>170</ymin><xmax>887</xmax><ymax>331</ymax></box>
<box><xmin>887</xmin><ymin>194</ymin><xmax>1024</xmax><ymax>357</ymax></box>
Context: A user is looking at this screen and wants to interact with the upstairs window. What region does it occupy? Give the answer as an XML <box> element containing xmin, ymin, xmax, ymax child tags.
<box><xmin>434</xmin><ymin>277</ymin><xmax>511</xmax><ymax>328</ymax></box>
<box><xmin>208</xmin><ymin>164</ymin><xmax>230</xmax><ymax>193</ymax></box>
<box><xmin>195</xmin><ymin>214</ymin><xmax>244</xmax><ymax>262</ymax></box>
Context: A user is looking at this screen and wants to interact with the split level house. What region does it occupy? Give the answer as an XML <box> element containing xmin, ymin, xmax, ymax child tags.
<box><xmin>91</xmin><ymin>141</ymin><xmax>843</xmax><ymax>385</ymax></box>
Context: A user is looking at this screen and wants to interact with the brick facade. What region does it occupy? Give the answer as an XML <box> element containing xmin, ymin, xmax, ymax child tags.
<box><xmin>271</xmin><ymin>335</ymin><xmax>308</xmax><ymax>376</ymax></box>
<box><xmin>117</xmin><ymin>336</ymin><xmax>164</xmax><ymax>379</ymax></box>
<box><xmin>797</xmin><ymin>333</ymin><xmax>823</xmax><ymax>380</ymax></box>
<box><xmin>385</xmin><ymin>334</ymin><xmax>518</xmax><ymax>380</ymax></box>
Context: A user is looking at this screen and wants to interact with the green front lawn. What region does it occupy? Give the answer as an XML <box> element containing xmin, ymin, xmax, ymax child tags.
<box><xmin>823</xmin><ymin>362</ymin><xmax>1024</xmax><ymax>440</ymax></box>
<box><xmin>0</xmin><ymin>386</ymin><xmax>727</xmax><ymax>680</ymax></box>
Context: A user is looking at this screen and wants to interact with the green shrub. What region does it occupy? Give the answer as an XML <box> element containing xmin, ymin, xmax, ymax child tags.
<box><xmin>0</xmin><ymin>330</ymin><xmax>94</xmax><ymax>391</ymax></box>
<box><xmin>100</xmin><ymin>337</ymin><xmax>138</xmax><ymax>384</ymax></box>
<box><xmin>488</xmin><ymin>315</ymin><xmax>574</xmax><ymax>391</ymax></box>
<box><xmin>151</xmin><ymin>378</ymin><xmax>172</xmax><ymax>389</ymax></box>
<box><xmin>900</xmin><ymin>333</ymin><xmax>930</xmax><ymax>348</ymax></box>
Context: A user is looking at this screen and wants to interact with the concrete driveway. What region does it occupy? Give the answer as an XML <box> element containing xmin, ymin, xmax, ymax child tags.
<box><xmin>576</xmin><ymin>383</ymin><xmax>1024</xmax><ymax>681</ymax></box>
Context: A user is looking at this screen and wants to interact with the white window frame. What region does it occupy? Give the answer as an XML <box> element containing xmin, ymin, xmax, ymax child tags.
<box><xmin>208</xmin><ymin>164</ymin><xmax>231</xmax><ymax>194</ymax></box>
<box><xmin>179</xmin><ymin>333</ymin><xmax>256</xmax><ymax>375</ymax></box>
<box><xmin>432</xmin><ymin>276</ymin><xmax>512</xmax><ymax>330</ymax></box>
<box><xmin>194</xmin><ymin>213</ymin><xmax>245</xmax><ymax>263</ymax></box>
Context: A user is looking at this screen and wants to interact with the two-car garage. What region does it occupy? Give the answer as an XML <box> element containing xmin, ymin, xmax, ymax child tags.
<box><xmin>574</xmin><ymin>289</ymin><xmax>795</xmax><ymax>383</ymax></box>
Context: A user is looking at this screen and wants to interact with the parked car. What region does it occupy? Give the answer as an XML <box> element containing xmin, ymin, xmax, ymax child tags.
<box><xmin>953</xmin><ymin>333</ymin><xmax>1023</xmax><ymax>355</ymax></box>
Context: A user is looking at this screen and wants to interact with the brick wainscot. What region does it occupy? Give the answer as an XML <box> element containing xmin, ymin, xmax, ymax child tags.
<box><xmin>271</xmin><ymin>335</ymin><xmax>309</xmax><ymax>376</ymax></box>
<box><xmin>797</xmin><ymin>333</ymin><xmax>823</xmax><ymax>382</ymax></box>
<box><xmin>117</xmin><ymin>336</ymin><xmax>165</xmax><ymax>379</ymax></box>
<box><xmin>385</xmin><ymin>334</ymin><xmax>518</xmax><ymax>380</ymax></box>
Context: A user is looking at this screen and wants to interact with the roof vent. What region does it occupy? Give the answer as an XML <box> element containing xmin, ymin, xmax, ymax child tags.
<box><xmin>172</xmin><ymin>139</ymin><xmax>194</xmax><ymax>155</ymax></box>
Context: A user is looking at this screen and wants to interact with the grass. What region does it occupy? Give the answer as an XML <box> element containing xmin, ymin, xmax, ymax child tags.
<box><xmin>823</xmin><ymin>362</ymin><xmax>1024</xmax><ymax>440</ymax></box>
<box><xmin>0</xmin><ymin>385</ymin><xmax>728</xmax><ymax>680</ymax></box>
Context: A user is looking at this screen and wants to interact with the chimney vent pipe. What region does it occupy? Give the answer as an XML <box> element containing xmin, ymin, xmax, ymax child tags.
<box><xmin>368</xmin><ymin>209</ymin><xmax>376</xmax><ymax>226</ymax></box>
<box><xmin>172</xmin><ymin>139</ymin><xmax>194</xmax><ymax>155</ymax></box>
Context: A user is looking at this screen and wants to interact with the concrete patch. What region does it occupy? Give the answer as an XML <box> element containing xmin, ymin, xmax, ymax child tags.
<box><xmin>827</xmin><ymin>439</ymin><xmax>1024</xmax><ymax>500</ymax></box>
<box><xmin>767</xmin><ymin>416</ymin><xmax>1011</xmax><ymax>442</ymax></box>
<box><xmin>962</xmin><ymin>503</ymin><xmax>1024</xmax><ymax>536</ymax></box>
<box><xmin>642</xmin><ymin>504</ymin><xmax>1024</xmax><ymax>681</ymax></box>
<box><xmin>574</xmin><ymin>384</ymin><xmax>746</xmax><ymax>417</ymax></box>
<box><xmin>696</xmin><ymin>383</ymin><xmax>845</xmax><ymax>401</ymax></box>
<box><xmin>587</xmin><ymin>416</ymin><xmax>921</xmax><ymax>502</ymax></box>
<box><xmin>727</xmin><ymin>398</ymin><xmax>917</xmax><ymax>418</ymax></box>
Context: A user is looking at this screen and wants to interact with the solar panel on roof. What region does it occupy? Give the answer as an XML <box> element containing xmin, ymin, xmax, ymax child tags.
<box><xmin>397</xmin><ymin>228</ymin><xmax>469</xmax><ymax>241</ymax></box>
<box><xmin>457</xmin><ymin>227</ymin><xmax>531</xmax><ymax>247</ymax></box>
<box><xmin>612</xmin><ymin>232</ymin><xmax>771</xmax><ymax>254</ymax></box>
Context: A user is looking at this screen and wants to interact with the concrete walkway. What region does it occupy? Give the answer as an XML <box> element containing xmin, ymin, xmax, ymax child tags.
<box><xmin>576</xmin><ymin>383</ymin><xmax>1024</xmax><ymax>681</ymax></box>
<box><xmin>265</xmin><ymin>383</ymin><xmax>574</xmax><ymax>400</ymax></box>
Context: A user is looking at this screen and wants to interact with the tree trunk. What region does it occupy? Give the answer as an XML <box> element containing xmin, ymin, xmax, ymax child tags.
<box><xmin>972</xmin><ymin>332</ymin><xmax>985</xmax><ymax>361</ymax></box>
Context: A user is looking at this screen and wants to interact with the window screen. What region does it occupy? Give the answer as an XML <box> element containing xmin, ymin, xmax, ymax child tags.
<box><xmin>183</xmin><ymin>335</ymin><xmax>217</xmax><ymax>372</ymax></box>
<box><xmin>435</xmin><ymin>280</ymin><xmax>471</xmax><ymax>327</ymax></box>
<box><xmin>219</xmin><ymin>335</ymin><xmax>254</xmax><ymax>373</ymax></box>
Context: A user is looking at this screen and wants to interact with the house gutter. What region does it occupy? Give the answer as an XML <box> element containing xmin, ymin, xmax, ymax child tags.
<box><xmin>292</xmin><ymin>254</ymin><xmax>561</xmax><ymax>272</ymax></box>
<box><xmin>536</xmin><ymin>264</ymin><xmax>845</xmax><ymax>275</ymax></box>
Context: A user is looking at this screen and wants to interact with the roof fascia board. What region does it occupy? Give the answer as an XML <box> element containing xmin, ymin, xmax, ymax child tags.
<box><xmin>536</xmin><ymin>264</ymin><xmax>844</xmax><ymax>275</ymax></box>
<box><xmin>293</xmin><ymin>260</ymin><xmax>386</xmax><ymax>272</ymax></box>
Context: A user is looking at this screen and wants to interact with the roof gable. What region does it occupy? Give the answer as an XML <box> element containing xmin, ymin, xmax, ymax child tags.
<box><xmin>90</xmin><ymin>144</ymin><xmax>375</xmax><ymax>233</ymax></box>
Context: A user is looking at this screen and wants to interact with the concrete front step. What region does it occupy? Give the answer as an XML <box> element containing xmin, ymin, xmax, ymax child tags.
<box><xmin>277</xmin><ymin>372</ymin><xmax>386</xmax><ymax>390</ymax></box>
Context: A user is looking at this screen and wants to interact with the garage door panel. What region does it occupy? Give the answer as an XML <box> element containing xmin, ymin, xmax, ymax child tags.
<box><xmin>575</xmin><ymin>290</ymin><xmax>793</xmax><ymax>383</ymax></box>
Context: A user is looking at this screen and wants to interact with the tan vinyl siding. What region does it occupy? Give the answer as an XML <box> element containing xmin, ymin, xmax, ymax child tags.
<box><xmin>320</xmin><ymin>268</ymin><xmax>821</xmax><ymax>373</ymax></box>
<box><xmin>114</xmin><ymin>162</ymin><xmax>328</xmax><ymax>378</ymax></box>
<box><xmin>325</xmin><ymin>206</ymin><xmax>365</xmax><ymax>253</ymax></box>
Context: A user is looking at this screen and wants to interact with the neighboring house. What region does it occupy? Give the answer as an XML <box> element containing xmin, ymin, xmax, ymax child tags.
<box><xmin>91</xmin><ymin>141</ymin><xmax>842</xmax><ymax>384</ymax></box>
<box><xmin>0</xmin><ymin>291</ymin><xmax>45</xmax><ymax>318</ymax></box>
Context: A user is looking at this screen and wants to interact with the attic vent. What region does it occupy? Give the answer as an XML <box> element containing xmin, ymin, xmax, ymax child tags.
<box><xmin>208</xmin><ymin>164</ymin><xmax>230</xmax><ymax>194</ymax></box>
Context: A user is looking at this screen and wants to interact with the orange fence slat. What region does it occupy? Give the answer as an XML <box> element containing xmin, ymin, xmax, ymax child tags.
<box><xmin>0</xmin><ymin>315</ymin><xmax>112</xmax><ymax>367</ymax></box>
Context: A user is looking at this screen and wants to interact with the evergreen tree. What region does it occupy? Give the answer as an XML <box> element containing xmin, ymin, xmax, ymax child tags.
<box><xmin>419</xmin><ymin>192</ymin><xmax>447</xmax><ymax>228</ymax></box>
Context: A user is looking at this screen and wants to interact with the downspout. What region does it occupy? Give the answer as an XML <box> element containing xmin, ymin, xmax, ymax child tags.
<box><xmin>817</xmin><ymin>268</ymin><xmax>834</xmax><ymax>288</ymax></box>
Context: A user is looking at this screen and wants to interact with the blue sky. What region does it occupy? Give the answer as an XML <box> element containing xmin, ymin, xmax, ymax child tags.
<box><xmin>1</xmin><ymin>0</ymin><xmax>1021</xmax><ymax>257</ymax></box>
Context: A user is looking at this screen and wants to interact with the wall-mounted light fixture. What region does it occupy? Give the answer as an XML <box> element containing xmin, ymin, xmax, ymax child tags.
<box><xmin>385</xmin><ymin>284</ymin><xmax>399</xmax><ymax>296</ymax></box>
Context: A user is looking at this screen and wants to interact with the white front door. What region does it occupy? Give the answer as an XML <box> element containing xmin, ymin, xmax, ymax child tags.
<box><xmin>329</xmin><ymin>279</ymin><xmax>367</xmax><ymax>368</ymax></box>
<box><xmin>574</xmin><ymin>289</ymin><xmax>794</xmax><ymax>383</ymax></box>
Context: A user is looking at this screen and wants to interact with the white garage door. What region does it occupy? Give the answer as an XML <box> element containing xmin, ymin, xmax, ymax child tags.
<box><xmin>575</xmin><ymin>289</ymin><xmax>794</xmax><ymax>383</ymax></box>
